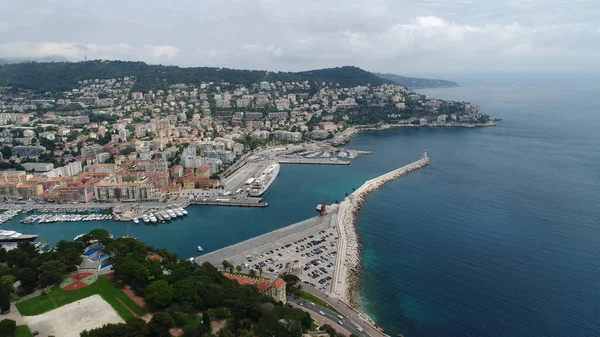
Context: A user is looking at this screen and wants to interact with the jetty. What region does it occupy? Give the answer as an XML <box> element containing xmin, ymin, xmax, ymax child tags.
<box><xmin>331</xmin><ymin>152</ymin><xmax>431</xmax><ymax>316</ymax></box>
<box><xmin>278</xmin><ymin>158</ymin><xmax>350</xmax><ymax>165</ymax></box>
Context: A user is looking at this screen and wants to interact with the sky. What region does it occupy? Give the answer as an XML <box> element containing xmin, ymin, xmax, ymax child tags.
<box><xmin>0</xmin><ymin>0</ymin><xmax>599</xmax><ymax>76</ymax></box>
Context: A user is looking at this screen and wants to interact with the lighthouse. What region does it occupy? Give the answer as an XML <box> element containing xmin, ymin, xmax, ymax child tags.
<box><xmin>422</xmin><ymin>150</ymin><xmax>428</xmax><ymax>159</ymax></box>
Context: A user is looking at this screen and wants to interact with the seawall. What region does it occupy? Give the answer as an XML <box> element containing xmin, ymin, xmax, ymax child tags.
<box><xmin>332</xmin><ymin>156</ymin><xmax>432</xmax><ymax>327</ymax></box>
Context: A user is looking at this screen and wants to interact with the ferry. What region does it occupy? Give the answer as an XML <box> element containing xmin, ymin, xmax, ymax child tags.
<box><xmin>249</xmin><ymin>163</ymin><xmax>280</xmax><ymax>197</ymax></box>
<box><xmin>197</xmin><ymin>246</ymin><xmax>203</xmax><ymax>252</ymax></box>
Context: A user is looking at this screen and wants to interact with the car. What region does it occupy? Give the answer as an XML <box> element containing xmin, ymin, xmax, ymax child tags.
<box><xmin>338</xmin><ymin>320</ymin><xmax>343</xmax><ymax>325</ymax></box>
<box><xmin>356</xmin><ymin>326</ymin><xmax>363</xmax><ymax>332</ymax></box>
<box><xmin>319</xmin><ymin>310</ymin><xmax>325</xmax><ymax>315</ymax></box>
<box><xmin>310</xmin><ymin>302</ymin><xmax>315</xmax><ymax>306</ymax></box>
<box><xmin>337</xmin><ymin>315</ymin><xmax>344</xmax><ymax>320</ymax></box>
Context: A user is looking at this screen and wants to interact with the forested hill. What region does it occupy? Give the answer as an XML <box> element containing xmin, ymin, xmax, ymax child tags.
<box><xmin>376</xmin><ymin>73</ymin><xmax>459</xmax><ymax>89</ymax></box>
<box><xmin>0</xmin><ymin>60</ymin><xmax>387</xmax><ymax>92</ymax></box>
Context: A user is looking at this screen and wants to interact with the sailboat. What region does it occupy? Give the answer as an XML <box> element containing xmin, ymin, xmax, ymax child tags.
<box><xmin>122</xmin><ymin>224</ymin><xmax>137</xmax><ymax>239</ymax></box>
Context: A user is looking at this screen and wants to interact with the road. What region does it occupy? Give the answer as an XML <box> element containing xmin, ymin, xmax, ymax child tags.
<box><xmin>288</xmin><ymin>296</ymin><xmax>366</xmax><ymax>337</ymax></box>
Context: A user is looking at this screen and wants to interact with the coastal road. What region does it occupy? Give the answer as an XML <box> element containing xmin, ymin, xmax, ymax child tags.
<box><xmin>288</xmin><ymin>296</ymin><xmax>366</xmax><ymax>337</ymax></box>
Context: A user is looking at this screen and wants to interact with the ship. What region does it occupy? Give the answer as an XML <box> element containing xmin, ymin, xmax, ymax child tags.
<box><xmin>0</xmin><ymin>230</ymin><xmax>38</xmax><ymax>243</ymax></box>
<box><xmin>249</xmin><ymin>163</ymin><xmax>280</xmax><ymax>197</ymax></box>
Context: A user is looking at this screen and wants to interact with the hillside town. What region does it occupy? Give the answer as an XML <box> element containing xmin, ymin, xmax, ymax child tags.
<box><xmin>0</xmin><ymin>76</ymin><xmax>488</xmax><ymax>203</ymax></box>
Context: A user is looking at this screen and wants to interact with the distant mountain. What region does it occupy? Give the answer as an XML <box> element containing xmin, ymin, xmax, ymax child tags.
<box><xmin>0</xmin><ymin>60</ymin><xmax>387</xmax><ymax>92</ymax></box>
<box><xmin>0</xmin><ymin>58</ymin><xmax>7</xmax><ymax>65</ymax></box>
<box><xmin>376</xmin><ymin>73</ymin><xmax>459</xmax><ymax>89</ymax></box>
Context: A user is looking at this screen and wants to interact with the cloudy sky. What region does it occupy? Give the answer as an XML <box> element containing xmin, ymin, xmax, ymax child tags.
<box><xmin>0</xmin><ymin>0</ymin><xmax>598</xmax><ymax>75</ymax></box>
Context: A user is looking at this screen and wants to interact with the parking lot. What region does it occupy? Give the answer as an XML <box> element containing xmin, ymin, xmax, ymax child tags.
<box><xmin>245</xmin><ymin>228</ymin><xmax>339</xmax><ymax>293</ymax></box>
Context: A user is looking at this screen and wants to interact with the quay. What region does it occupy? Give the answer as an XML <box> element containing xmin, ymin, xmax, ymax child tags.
<box><xmin>189</xmin><ymin>199</ymin><xmax>268</xmax><ymax>207</ymax></box>
<box><xmin>278</xmin><ymin>158</ymin><xmax>350</xmax><ymax>165</ymax></box>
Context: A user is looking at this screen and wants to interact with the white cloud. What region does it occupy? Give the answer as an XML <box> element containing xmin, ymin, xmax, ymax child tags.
<box><xmin>0</xmin><ymin>0</ymin><xmax>599</xmax><ymax>74</ymax></box>
<box><xmin>0</xmin><ymin>22</ymin><xmax>9</xmax><ymax>33</ymax></box>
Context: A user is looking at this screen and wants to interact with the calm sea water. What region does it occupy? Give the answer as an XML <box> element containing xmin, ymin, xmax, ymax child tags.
<box><xmin>3</xmin><ymin>75</ymin><xmax>599</xmax><ymax>336</ymax></box>
<box><xmin>355</xmin><ymin>76</ymin><xmax>600</xmax><ymax>337</ymax></box>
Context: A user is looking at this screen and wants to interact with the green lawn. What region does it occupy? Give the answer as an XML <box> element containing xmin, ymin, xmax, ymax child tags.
<box><xmin>16</xmin><ymin>275</ymin><xmax>146</xmax><ymax>319</ymax></box>
<box><xmin>14</xmin><ymin>325</ymin><xmax>33</xmax><ymax>337</ymax></box>
<box><xmin>297</xmin><ymin>290</ymin><xmax>343</xmax><ymax>316</ymax></box>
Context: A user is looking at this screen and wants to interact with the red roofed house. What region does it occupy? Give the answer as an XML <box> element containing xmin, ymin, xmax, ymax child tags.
<box><xmin>223</xmin><ymin>273</ymin><xmax>286</xmax><ymax>304</ymax></box>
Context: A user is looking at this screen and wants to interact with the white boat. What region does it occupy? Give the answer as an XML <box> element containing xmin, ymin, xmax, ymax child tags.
<box><xmin>175</xmin><ymin>210</ymin><xmax>184</xmax><ymax>217</ymax></box>
<box><xmin>249</xmin><ymin>163</ymin><xmax>280</xmax><ymax>197</ymax></box>
<box><xmin>197</xmin><ymin>246</ymin><xmax>203</xmax><ymax>252</ymax></box>
<box><xmin>133</xmin><ymin>218</ymin><xmax>139</xmax><ymax>224</ymax></box>
<box><xmin>142</xmin><ymin>215</ymin><xmax>149</xmax><ymax>223</ymax></box>
<box><xmin>0</xmin><ymin>230</ymin><xmax>38</xmax><ymax>243</ymax></box>
<box><xmin>149</xmin><ymin>216</ymin><xmax>157</xmax><ymax>223</ymax></box>
<box><xmin>167</xmin><ymin>210</ymin><xmax>177</xmax><ymax>218</ymax></box>
<box><xmin>179</xmin><ymin>208</ymin><xmax>188</xmax><ymax>215</ymax></box>
<box><xmin>161</xmin><ymin>212</ymin><xmax>171</xmax><ymax>221</ymax></box>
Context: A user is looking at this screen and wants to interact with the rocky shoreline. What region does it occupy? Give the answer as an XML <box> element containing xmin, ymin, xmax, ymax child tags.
<box><xmin>334</xmin><ymin>155</ymin><xmax>432</xmax><ymax>330</ymax></box>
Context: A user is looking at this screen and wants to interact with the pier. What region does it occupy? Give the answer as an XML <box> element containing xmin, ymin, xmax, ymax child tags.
<box><xmin>189</xmin><ymin>199</ymin><xmax>268</xmax><ymax>207</ymax></box>
<box><xmin>278</xmin><ymin>158</ymin><xmax>350</xmax><ymax>165</ymax></box>
<box><xmin>332</xmin><ymin>153</ymin><xmax>431</xmax><ymax>309</ymax></box>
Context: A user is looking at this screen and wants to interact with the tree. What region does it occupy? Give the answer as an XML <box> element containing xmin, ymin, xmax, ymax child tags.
<box><xmin>221</xmin><ymin>260</ymin><xmax>234</xmax><ymax>273</ymax></box>
<box><xmin>0</xmin><ymin>276</ymin><xmax>14</xmax><ymax>294</ymax></box>
<box><xmin>89</xmin><ymin>229</ymin><xmax>112</xmax><ymax>245</ymax></box>
<box><xmin>202</xmin><ymin>311</ymin><xmax>211</xmax><ymax>331</ymax></box>
<box><xmin>235</xmin><ymin>265</ymin><xmax>242</xmax><ymax>273</ymax></box>
<box><xmin>145</xmin><ymin>280</ymin><xmax>173</xmax><ymax>310</ymax></box>
<box><xmin>0</xmin><ymin>282</ymin><xmax>9</xmax><ymax>313</ymax></box>
<box><xmin>38</xmin><ymin>260</ymin><xmax>67</xmax><ymax>286</ymax></box>
<box><xmin>148</xmin><ymin>312</ymin><xmax>175</xmax><ymax>337</ymax></box>
<box><xmin>16</xmin><ymin>268</ymin><xmax>38</xmax><ymax>294</ymax></box>
<box><xmin>0</xmin><ymin>319</ymin><xmax>16</xmax><ymax>337</ymax></box>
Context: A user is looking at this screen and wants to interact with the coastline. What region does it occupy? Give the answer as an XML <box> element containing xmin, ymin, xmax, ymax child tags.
<box><xmin>332</xmin><ymin>155</ymin><xmax>432</xmax><ymax>332</ymax></box>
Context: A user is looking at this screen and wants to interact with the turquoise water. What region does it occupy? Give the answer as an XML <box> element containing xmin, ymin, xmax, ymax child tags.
<box><xmin>3</xmin><ymin>75</ymin><xmax>600</xmax><ymax>336</ymax></box>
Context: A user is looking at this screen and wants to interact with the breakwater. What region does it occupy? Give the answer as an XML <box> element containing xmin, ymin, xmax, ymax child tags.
<box><xmin>333</xmin><ymin>155</ymin><xmax>432</xmax><ymax>314</ymax></box>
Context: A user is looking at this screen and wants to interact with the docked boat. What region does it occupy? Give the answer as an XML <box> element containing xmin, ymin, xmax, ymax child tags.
<box><xmin>0</xmin><ymin>230</ymin><xmax>38</xmax><ymax>243</ymax></box>
<box><xmin>160</xmin><ymin>212</ymin><xmax>171</xmax><ymax>221</ymax></box>
<box><xmin>180</xmin><ymin>208</ymin><xmax>188</xmax><ymax>215</ymax></box>
<box><xmin>197</xmin><ymin>246</ymin><xmax>203</xmax><ymax>252</ymax></box>
<box><xmin>249</xmin><ymin>163</ymin><xmax>280</xmax><ymax>197</ymax></box>
<box><xmin>167</xmin><ymin>210</ymin><xmax>177</xmax><ymax>218</ymax></box>
<box><xmin>142</xmin><ymin>215</ymin><xmax>150</xmax><ymax>223</ymax></box>
<box><xmin>149</xmin><ymin>215</ymin><xmax>157</xmax><ymax>223</ymax></box>
<box><xmin>175</xmin><ymin>210</ymin><xmax>184</xmax><ymax>217</ymax></box>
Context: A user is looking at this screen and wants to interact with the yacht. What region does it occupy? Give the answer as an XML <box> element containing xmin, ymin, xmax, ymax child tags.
<box><xmin>167</xmin><ymin>210</ymin><xmax>177</xmax><ymax>218</ymax></box>
<box><xmin>149</xmin><ymin>214</ymin><xmax>158</xmax><ymax>223</ymax></box>
<box><xmin>180</xmin><ymin>208</ymin><xmax>188</xmax><ymax>215</ymax></box>
<box><xmin>175</xmin><ymin>209</ymin><xmax>184</xmax><ymax>217</ymax></box>
<box><xmin>0</xmin><ymin>230</ymin><xmax>38</xmax><ymax>243</ymax></box>
<box><xmin>160</xmin><ymin>211</ymin><xmax>171</xmax><ymax>221</ymax></box>
<box><xmin>197</xmin><ymin>246</ymin><xmax>203</xmax><ymax>252</ymax></box>
<box><xmin>133</xmin><ymin>218</ymin><xmax>139</xmax><ymax>224</ymax></box>
<box><xmin>142</xmin><ymin>215</ymin><xmax>150</xmax><ymax>223</ymax></box>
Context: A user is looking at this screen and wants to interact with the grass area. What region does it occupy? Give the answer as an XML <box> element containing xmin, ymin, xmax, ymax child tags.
<box><xmin>310</xmin><ymin>320</ymin><xmax>319</xmax><ymax>330</ymax></box>
<box><xmin>15</xmin><ymin>325</ymin><xmax>33</xmax><ymax>337</ymax></box>
<box><xmin>297</xmin><ymin>290</ymin><xmax>343</xmax><ymax>316</ymax></box>
<box><xmin>15</xmin><ymin>275</ymin><xmax>146</xmax><ymax>319</ymax></box>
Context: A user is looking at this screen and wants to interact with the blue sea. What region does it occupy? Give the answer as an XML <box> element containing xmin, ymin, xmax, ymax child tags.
<box><xmin>3</xmin><ymin>74</ymin><xmax>600</xmax><ymax>336</ymax></box>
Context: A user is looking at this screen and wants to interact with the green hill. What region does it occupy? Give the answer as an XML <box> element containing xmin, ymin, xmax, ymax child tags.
<box><xmin>0</xmin><ymin>60</ymin><xmax>387</xmax><ymax>92</ymax></box>
<box><xmin>376</xmin><ymin>72</ymin><xmax>459</xmax><ymax>89</ymax></box>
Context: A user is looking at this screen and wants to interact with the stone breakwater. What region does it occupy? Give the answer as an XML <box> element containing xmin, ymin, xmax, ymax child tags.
<box><xmin>334</xmin><ymin>157</ymin><xmax>432</xmax><ymax>310</ymax></box>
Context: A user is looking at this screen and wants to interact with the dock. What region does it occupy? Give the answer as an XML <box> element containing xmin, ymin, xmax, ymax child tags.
<box><xmin>278</xmin><ymin>158</ymin><xmax>350</xmax><ymax>165</ymax></box>
<box><xmin>189</xmin><ymin>197</ymin><xmax>268</xmax><ymax>207</ymax></box>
